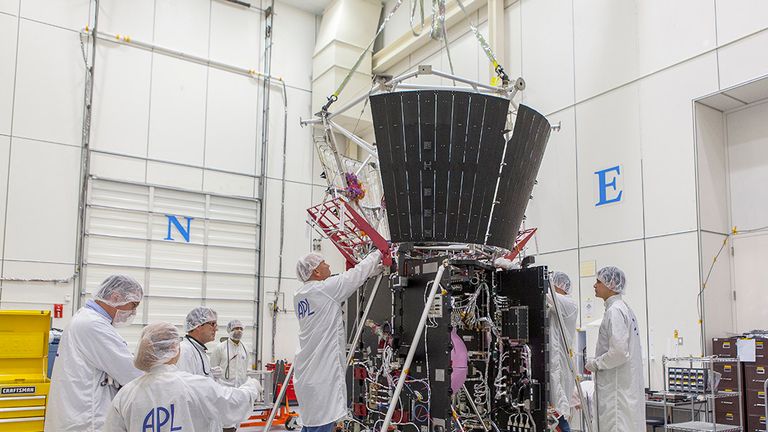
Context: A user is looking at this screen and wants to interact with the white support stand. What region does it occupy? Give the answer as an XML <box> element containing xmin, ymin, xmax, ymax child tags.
<box><xmin>347</xmin><ymin>273</ymin><xmax>385</xmax><ymax>365</ymax></box>
<box><xmin>380</xmin><ymin>260</ymin><xmax>449</xmax><ymax>432</ymax></box>
<box><xmin>262</xmin><ymin>362</ymin><xmax>295</xmax><ymax>432</ymax></box>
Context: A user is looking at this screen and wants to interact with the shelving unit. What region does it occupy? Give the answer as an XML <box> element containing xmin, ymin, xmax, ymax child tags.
<box><xmin>663</xmin><ymin>356</ymin><xmax>743</xmax><ymax>432</ymax></box>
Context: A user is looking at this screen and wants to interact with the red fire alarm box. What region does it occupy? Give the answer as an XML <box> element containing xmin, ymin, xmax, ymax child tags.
<box><xmin>53</xmin><ymin>304</ymin><xmax>63</xmax><ymax>319</ymax></box>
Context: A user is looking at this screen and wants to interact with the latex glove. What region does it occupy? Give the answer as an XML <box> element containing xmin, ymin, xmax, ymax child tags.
<box><xmin>211</xmin><ymin>366</ymin><xmax>223</xmax><ymax>379</ymax></box>
<box><xmin>240</xmin><ymin>378</ymin><xmax>263</xmax><ymax>399</ymax></box>
<box><xmin>585</xmin><ymin>359</ymin><xmax>598</xmax><ymax>373</ymax></box>
<box><xmin>494</xmin><ymin>257</ymin><xmax>518</xmax><ymax>270</ymax></box>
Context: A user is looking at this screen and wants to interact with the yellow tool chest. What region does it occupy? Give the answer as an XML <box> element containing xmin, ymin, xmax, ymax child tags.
<box><xmin>0</xmin><ymin>310</ymin><xmax>51</xmax><ymax>431</ymax></box>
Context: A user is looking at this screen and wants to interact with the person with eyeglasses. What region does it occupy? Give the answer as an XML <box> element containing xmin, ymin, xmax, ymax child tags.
<box><xmin>177</xmin><ymin>307</ymin><xmax>218</xmax><ymax>377</ymax></box>
<box><xmin>45</xmin><ymin>275</ymin><xmax>145</xmax><ymax>431</ymax></box>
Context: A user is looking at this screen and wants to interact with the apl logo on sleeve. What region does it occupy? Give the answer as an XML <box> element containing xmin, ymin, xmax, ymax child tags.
<box><xmin>1</xmin><ymin>386</ymin><xmax>36</xmax><ymax>395</ymax></box>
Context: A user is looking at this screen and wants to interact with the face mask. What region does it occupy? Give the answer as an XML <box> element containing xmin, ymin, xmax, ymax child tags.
<box><xmin>230</xmin><ymin>330</ymin><xmax>243</xmax><ymax>341</ymax></box>
<box><xmin>113</xmin><ymin>309</ymin><xmax>137</xmax><ymax>327</ymax></box>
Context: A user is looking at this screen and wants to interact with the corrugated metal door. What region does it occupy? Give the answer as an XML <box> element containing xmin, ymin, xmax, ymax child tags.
<box><xmin>82</xmin><ymin>179</ymin><xmax>260</xmax><ymax>358</ymax></box>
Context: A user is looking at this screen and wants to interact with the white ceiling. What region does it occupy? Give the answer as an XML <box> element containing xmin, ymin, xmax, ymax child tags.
<box><xmin>698</xmin><ymin>75</ymin><xmax>768</xmax><ymax>112</ymax></box>
<box><xmin>277</xmin><ymin>0</ymin><xmax>333</xmax><ymax>15</ymax></box>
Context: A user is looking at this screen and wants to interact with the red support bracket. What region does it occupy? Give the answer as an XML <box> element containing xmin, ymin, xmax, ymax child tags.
<box><xmin>307</xmin><ymin>197</ymin><xmax>392</xmax><ymax>268</ymax></box>
<box><xmin>504</xmin><ymin>228</ymin><xmax>537</xmax><ymax>261</ymax></box>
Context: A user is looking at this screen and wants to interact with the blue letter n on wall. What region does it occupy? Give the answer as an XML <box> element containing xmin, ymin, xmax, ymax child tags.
<box><xmin>165</xmin><ymin>215</ymin><xmax>193</xmax><ymax>242</ymax></box>
<box><xmin>594</xmin><ymin>165</ymin><xmax>623</xmax><ymax>206</ymax></box>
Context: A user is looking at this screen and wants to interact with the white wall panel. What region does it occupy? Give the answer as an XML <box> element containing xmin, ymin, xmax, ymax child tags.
<box><xmin>148</xmin><ymin>269</ymin><xmax>203</xmax><ymax>298</ymax></box>
<box><xmin>146</xmin><ymin>160</ymin><xmax>204</xmax><ymax>191</ymax></box>
<box><xmin>730</xmin><ymin>234</ymin><xmax>767</xmax><ymax>334</ymax></box>
<box><xmin>645</xmin><ymin>232</ymin><xmax>702</xmax><ymax>391</ymax></box>
<box><xmin>153</xmin><ymin>0</ymin><xmax>210</xmax><ymax>58</ymax></box>
<box><xmin>206</xmin><ymin>273</ymin><xmax>255</xmax><ymax>300</ymax></box>
<box><xmin>636</xmin><ymin>0</ymin><xmax>716</xmax><ymax>76</ymax></box>
<box><xmin>640</xmin><ymin>54</ymin><xmax>719</xmax><ymax>237</ymax></box>
<box><xmin>378</xmin><ymin>0</ymin><xmax>411</xmax><ymax>49</ymax></box>
<box><xmin>209</xmin><ymin>195</ymin><xmax>259</xmax><ymax>224</ymax></box>
<box><xmin>208</xmin><ymin>220</ymin><xmax>258</xmax><ymax>249</ymax></box>
<box><xmin>573</xmin><ymin>0</ymin><xmax>638</xmax><ymax>101</ymax></box>
<box><xmin>726</xmin><ymin>101</ymin><xmax>768</xmax><ymax>230</ymax></box>
<box><xmin>715</xmin><ymin>0</ymin><xmax>768</xmax><ymax>46</ymax></box>
<box><xmin>90</xmin><ymin>152</ymin><xmax>147</xmax><ymax>183</ymax></box>
<box><xmin>2</xmin><ymin>261</ymin><xmax>74</xmax><ymax>280</ymax></box>
<box><xmin>695</xmin><ymin>104</ymin><xmax>729</xmax><ymax>234</ymax></box>
<box><xmin>205</xmin><ymin>299</ymin><xmax>255</xmax><ymax>329</ymax></box>
<box><xmin>525</xmin><ymin>108</ymin><xmax>578</xmax><ymax>253</ymax></box>
<box><xmin>0</xmin><ymin>281</ymin><xmax>75</xmax><ymax>329</ymax></box>
<box><xmin>699</xmin><ymin>231</ymin><xmax>733</xmax><ymax>348</ymax></box>
<box><xmin>718</xmin><ymin>30</ymin><xmax>768</xmax><ymax>90</ymax></box>
<box><xmin>4</xmin><ymin>138</ymin><xmax>80</xmax><ymax>263</ymax></box>
<box><xmin>90</xmin><ymin>180</ymin><xmax>150</xmax><ymax>212</ymax></box>
<box><xmin>203</xmin><ymin>170</ymin><xmax>255</xmax><ymax>198</ymax></box>
<box><xmin>207</xmin><ymin>246</ymin><xmax>257</xmax><ymax>274</ymax></box>
<box><xmin>576</xmin><ymin>84</ymin><xmax>643</xmax><ymax>246</ymax></box>
<box><xmin>147</xmin><ymin>55</ymin><xmax>207</xmax><ymax>166</ymax></box>
<box><xmin>99</xmin><ymin>0</ymin><xmax>155</xmax><ymax>42</ymax></box>
<box><xmin>13</xmin><ymin>20</ymin><xmax>84</xmax><ymax>146</ymax></box>
<box><xmin>20</xmin><ymin>0</ymin><xmax>89</xmax><ymax>31</ymax></box>
<box><xmin>0</xmin><ymin>136</ymin><xmax>10</xmax><ymax>252</ymax></box>
<box><xmin>205</xmin><ymin>69</ymin><xmax>259</xmax><ymax>175</ymax></box>
<box><xmin>90</xmin><ymin>41</ymin><xmax>152</xmax><ymax>158</ymax></box>
<box><xmin>263</xmin><ymin>179</ymin><xmax>313</xmax><ymax>278</ymax></box>
<box><xmin>260</xmin><ymin>276</ymin><xmax>302</xmax><ymax>361</ymax></box>
<box><xmin>150</xmin><ymin>213</ymin><xmax>205</xmax><ymax>245</ymax></box>
<box><xmin>440</xmin><ymin>30</ymin><xmax>479</xmax><ymax>85</ymax></box>
<box><xmin>0</xmin><ymin>13</ymin><xmax>16</xmax><ymax>136</ymax></box>
<box><xmin>520</xmin><ymin>0</ymin><xmax>574</xmax><ymax>115</ymax></box>
<box><xmin>88</xmin><ymin>207</ymin><xmax>148</xmax><ymax>238</ymax></box>
<box><xmin>409</xmin><ymin>48</ymin><xmax>443</xmax><ymax>86</ymax></box>
<box><xmin>271</xmin><ymin>3</ymin><xmax>314</xmax><ymax>91</ymax></box>
<box><xmin>154</xmin><ymin>187</ymin><xmax>206</xmax><ymax>219</ymax></box>
<box><xmin>503</xmin><ymin>1</ymin><xmax>522</xmax><ymax>84</ymax></box>
<box><xmin>86</xmin><ymin>236</ymin><xmax>146</xmax><ymax>267</ymax></box>
<box><xmin>150</xmin><ymin>241</ymin><xmax>205</xmax><ymax>271</ymax></box>
<box><xmin>578</xmin><ymin>239</ymin><xmax>649</xmax><ymax>387</ymax></box>
<box><xmin>147</xmin><ymin>296</ymin><xmax>200</xmax><ymax>325</ymax></box>
<box><xmin>0</xmin><ymin>0</ymin><xmax>18</xmax><ymax>15</ymax></box>
<box><xmin>268</xmin><ymin>88</ymin><xmax>314</xmax><ymax>183</ymax></box>
<box><xmin>209</xmin><ymin>0</ymin><xmax>261</xmax><ymax>66</ymax></box>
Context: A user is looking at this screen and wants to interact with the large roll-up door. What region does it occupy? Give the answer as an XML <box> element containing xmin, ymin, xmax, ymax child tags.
<box><xmin>82</xmin><ymin>179</ymin><xmax>261</xmax><ymax>359</ymax></box>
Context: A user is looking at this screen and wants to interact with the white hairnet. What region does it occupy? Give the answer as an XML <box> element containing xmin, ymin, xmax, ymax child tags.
<box><xmin>597</xmin><ymin>266</ymin><xmax>627</xmax><ymax>293</ymax></box>
<box><xmin>227</xmin><ymin>320</ymin><xmax>244</xmax><ymax>332</ymax></box>
<box><xmin>94</xmin><ymin>275</ymin><xmax>143</xmax><ymax>307</ymax></box>
<box><xmin>296</xmin><ymin>253</ymin><xmax>325</xmax><ymax>282</ymax></box>
<box><xmin>134</xmin><ymin>322</ymin><xmax>180</xmax><ymax>372</ymax></box>
<box><xmin>551</xmin><ymin>271</ymin><xmax>572</xmax><ymax>294</ymax></box>
<box><xmin>184</xmin><ymin>307</ymin><xmax>218</xmax><ymax>332</ymax></box>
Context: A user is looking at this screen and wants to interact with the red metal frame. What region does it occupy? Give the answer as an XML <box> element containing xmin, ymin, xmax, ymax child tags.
<box><xmin>307</xmin><ymin>197</ymin><xmax>392</xmax><ymax>267</ymax></box>
<box><xmin>504</xmin><ymin>228</ymin><xmax>537</xmax><ymax>261</ymax></box>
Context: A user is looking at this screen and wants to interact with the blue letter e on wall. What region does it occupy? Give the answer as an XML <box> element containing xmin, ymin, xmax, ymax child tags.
<box><xmin>594</xmin><ymin>165</ymin><xmax>623</xmax><ymax>207</ymax></box>
<box><xmin>165</xmin><ymin>215</ymin><xmax>193</xmax><ymax>242</ymax></box>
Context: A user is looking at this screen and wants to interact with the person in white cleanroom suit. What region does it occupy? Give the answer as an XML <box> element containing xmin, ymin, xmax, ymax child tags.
<box><xmin>177</xmin><ymin>306</ymin><xmax>218</xmax><ymax>377</ymax></box>
<box><xmin>547</xmin><ymin>271</ymin><xmax>579</xmax><ymax>432</ymax></box>
<box><xmin>585</xmin><ymin>266</ymin><xmax>645</xmax><ymax>432</ymax></box>
<box><xmin>45</xmin><ymin>275</ymin><xmax>144</xmax><ymax>431</ymax></box>
<box><xmin>105</xmin><ymin>322</ymin><xmax>261</xmax><ymax>432</ymax></box>
<box><xmin>211</xmin><ymin>319</ymin><xmax>251</xmax><ymax>432</ymax></box>
<box><xmin>293</xmin><ymin>250</ymin><xmax>384</xmax><ymax>432</ymax></box>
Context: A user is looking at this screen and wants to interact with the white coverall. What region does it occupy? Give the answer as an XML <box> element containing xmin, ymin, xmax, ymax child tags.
<box><xmin>211</xmin><ymin>338</ymin><xmax>250</xmax><ymax>388</ymax></box>
<box><xmin>592</xmin><ymin>295</ymin><xmax>645</xmax><ymax>431</ymax></box>
<box><xmin>548</xmin><ymin>293</ymin><xmax>579</xmax><ymax>418</ymax></box>
<box><xmin>176</xmin><ymin>336</ymin><xmax>213</xmax><ymax>377</ymax></box>
<box><xmin>105</xmin><ymin>364</ymin><xmax>257</xmax><ymax>432</ymax></box>
<box><xmin>45</xmin><ymin>306</ymin><xmax>143</xmax><ymax>431</ymax></box>
<box><xmin>293</xmin><ymin>250</ymin><xmax>382</xmax><ymax>427</ymax></box>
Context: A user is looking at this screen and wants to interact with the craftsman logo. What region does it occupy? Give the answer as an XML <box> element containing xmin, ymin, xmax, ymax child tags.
<box><xmin>1</xmin><ymin>387</ymin><xmax>35</xmax><ymax>395</ymax></box>
<box><xmin>297</xmin><ymin>298</ymin><xmax>315</xmax><ymax>319</ymax></box>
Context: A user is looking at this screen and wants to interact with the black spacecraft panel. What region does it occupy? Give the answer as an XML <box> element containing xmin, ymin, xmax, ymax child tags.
<box><xmin>487</xmin><ymin>104</ymin><xmax>551</xmax><ymax>249</ymax></box>
<box><xmin>370</xmin><ymin>90</ymin><xmax>550</xmax><ymax>249</ymax></box>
